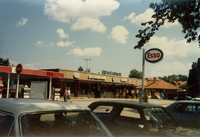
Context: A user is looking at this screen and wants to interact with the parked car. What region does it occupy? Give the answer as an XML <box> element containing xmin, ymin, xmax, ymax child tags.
<box><xmin>0</xmin><ymin>98</ymin><xmax>113</xmax><ymax>137</ymax></box>
<box><xmin>174</xmin><ymin>96</ymin><xmax>192</xmax><ymax>100</ymax></box>
<box><xmin>149</xmin><ymin>95</ymin><xmax>161</xmax><ymax>99</ymax></box>
<box><xmin>165</xmin><ymin>100</ymin><xmax>200</xmax><ymax>129</ymax></box>
<box><xmin>88</xmin><ymin>100</ymin><xmax>200</xmax><ymax>137</ymax></box>
<box><xmin>192</xmin><ymin>97</ymin><xmax>200</xmax><ymax>101</ymax></box>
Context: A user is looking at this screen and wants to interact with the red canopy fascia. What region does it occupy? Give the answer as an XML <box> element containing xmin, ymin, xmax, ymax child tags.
<box><xmin>0</xmin><ymin>66</ymin><xmax>64</xmax><ymax>78</ymax></box>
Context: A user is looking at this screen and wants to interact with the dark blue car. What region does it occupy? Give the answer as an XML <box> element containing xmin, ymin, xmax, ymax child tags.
<box><xmin>165</xmin><ymin>100</ymin><xmax>200</xmax><ymax>129</ymax></box>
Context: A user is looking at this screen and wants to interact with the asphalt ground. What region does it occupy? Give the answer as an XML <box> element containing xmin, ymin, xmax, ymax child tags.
<box><xmin>59</xmin><ymin>97</ymin><xmax>176</xmax><ymax>107</ymax></box>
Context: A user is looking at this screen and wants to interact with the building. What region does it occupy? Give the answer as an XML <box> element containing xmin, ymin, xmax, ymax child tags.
<box><xmin>136</xmin><ymin>77</ymin><xmax>183</xmax><ymax>99</ymax></box>
<box><xmin>44</xmin><ymin>68</ymin><xmax>144</xmax><ymax>98</ymax></box>
<box><xmin>0</xmin><ymin>66</ymin><xmax>145</xmax><ymax>99</ymax></box>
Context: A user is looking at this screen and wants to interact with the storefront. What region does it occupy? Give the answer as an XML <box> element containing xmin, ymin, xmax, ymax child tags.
<box><xmin>0</xmin><ymin>66</ymin><xmax>145</xmax><ymax>99</ymax></box>
<box><xmin>45</xmin><ymin>69</ymin><xmax>145</xmax><ymax>98</ymax></box>
<box><xmin>0</xmin><ymin>66</ymin><xmax>64</xmax><ymax>99</ymax></box>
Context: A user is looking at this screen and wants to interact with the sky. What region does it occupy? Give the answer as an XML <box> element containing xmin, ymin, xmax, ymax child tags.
<box><xmin>1</xmin><ymin>0</ymin><xmax>200</xmax><ymax>78</ymax></box>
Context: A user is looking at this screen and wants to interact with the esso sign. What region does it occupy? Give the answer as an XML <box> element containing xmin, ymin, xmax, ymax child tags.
<box><xmin>145</xmin><ymin>48</ymin><xmax>164</xmax><ymax>63</ymax></box>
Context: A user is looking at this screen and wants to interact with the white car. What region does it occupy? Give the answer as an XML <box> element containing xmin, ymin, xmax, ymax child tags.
<box><xmin>0</xmin><ymin>98</ymin><xmax>113</xmax><ymax>137</ymax></box>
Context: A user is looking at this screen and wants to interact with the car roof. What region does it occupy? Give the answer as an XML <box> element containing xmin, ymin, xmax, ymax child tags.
<box><xmin>175</xmin><ymin>100</ymin><xmax>200</xmax><ymax>103</ymax></box>
<box><xmin>0</xmin><ymin>98</ymin><xmax>90</xmax><ymax>116</ymax></box>
<box><xmin>88</xmin><ymin>100</ymin><xmax>162</xmax><ymax>109</ymax></box>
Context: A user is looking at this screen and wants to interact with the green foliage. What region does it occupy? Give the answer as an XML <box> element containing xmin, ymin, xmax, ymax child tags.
<box><xmin>188</xmin><ymin>58</ymin><xmax>200</xmax><ymax>92</ymax></box>
<box><xmin>135</xmin><ymin>0</ymin><xmax>200</xmax><ymax>49</ymax></box>
<box><xmin>77</xmin><ymin>66</ymin><xmax>84</xmax><ymax>71</ymax></box>
<box><xmin>0</xmin><ymin>58</ymin><xmax>10</xmax><ymax>66</ymax></box>
<box><xmin>158</xmin><ymin>74</ymin><xmax>188</xmax><ymax>89</ymax></box>
<box><xmin>129</xmin><ymin>69</ymin><xmax>142</xmax><ymax>78</ymax></box>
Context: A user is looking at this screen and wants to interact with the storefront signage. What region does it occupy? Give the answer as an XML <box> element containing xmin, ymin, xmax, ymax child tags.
<box><xmin>145</xmin><ymin>48</ymin><xmax>164</xmax><ymax>63</ymax></box>
<box><xmin>88</xmin><ymin>75</ymin><xmax>106</xmax><ymax>80</ymax></box>
<box><xmin>73</xmin><ymin>72</ymin><xmax>80</xmax><ymax>79</ymax></box>
<box><xmin>102</xmin><ymin>70</ymin><xmax>121</xmax><ymax>76</ymax></box>
<box><xmin>121</xmin><ymin>79</ymin><xmax>127</xmax><ymax>82</ymax></box>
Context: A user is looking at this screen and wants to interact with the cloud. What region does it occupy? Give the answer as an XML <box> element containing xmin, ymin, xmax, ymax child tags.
<box><xmin>123</xmin><ymin>9</ymin><xmax>179</xmax><ymax>28</ymax></box>
<box><xmin>44</xmin><ymin>0</ymin><xmax>119</xmax><ymax>32</ymax></box>
<box><xmin>50</xmin><ymin>42</ymin><xmax>54</xmax><ymax>46</ymax></box>
<box><xmin>48</xmin><ymin>60</ymin><xmax>55</xmax><ymax>64</ymax></box>
<box><xmin>16</xmin><ymin>18</ymin><xmax>28</xmax><ymax>27</ymax></box>
<box><xmin>36</xmin><ymin>41</ymin><xmax>54</xmax><ymax>47</ymax></box>
<box><xmin>71</xmin><ymin>17</ymin><xmax>107</xmax><ymax>33</ymax></box>
<box><xmin>68</xmin><ymin>47</ymin><xmax>102</xmax><ymax>56</ymax></box>
<box><xmin>36</xmin><ymin>41</ymin><xmax>45</xmax><ymax>47</ymax></box>
<box><xmin>108</xmin><ymin>26</ymin><xmax>129</xmax><ymax>44</ymax></box>
<box><xmin>57</xmin><ymin>41</ymin><xmax>75</xmax><ymax>47</ymax></box>
<box><xmin>57</xmin><ymin>28</ymin><xmax>69</xmax><ymax>38</ymax></box>
<box><xmin>143</xmin><ymin>35</ymin><xmax>200</xmax><ymax>77</ymax></box>
<box><xmin>146</xmin><ymin>36</ymin><xmax>200</xmax><ymax>59</ymax></box>
<box><xmin>23</xmin><ymin>63</ymin><xmax>41</xmax><ymax>69</ymax></box>
<box><xmin>147</xmin><ymin>62</ymin><xmax>191</xmax><ymax>77</ymax></box>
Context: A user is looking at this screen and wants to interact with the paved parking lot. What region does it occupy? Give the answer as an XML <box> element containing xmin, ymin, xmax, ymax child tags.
<box><xmin>59</xmin><ymin>97</ymin><xmax>176</xmax><ymax>107</ymax></box>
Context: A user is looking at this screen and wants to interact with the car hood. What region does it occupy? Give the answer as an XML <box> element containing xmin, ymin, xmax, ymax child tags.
<box><xmin>160</xmin><ymin>127</ymin><xmax>200</xmax><ymax>137</ymax></box>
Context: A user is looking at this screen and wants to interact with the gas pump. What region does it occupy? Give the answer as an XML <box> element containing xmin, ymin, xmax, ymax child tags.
<box><xmin>53</xmin><ymin>88</ymin><xmax>61</xmax><ymax>101</ymax></box>
<box><xmin>0</xmin><ymin>77</ymin><xmax>4</xmax><ymax>98</ymax></box>
<box><xmin>22</xmin><ymin>87</ymin><xmax>30</xmax><ymax>98</ymax></box>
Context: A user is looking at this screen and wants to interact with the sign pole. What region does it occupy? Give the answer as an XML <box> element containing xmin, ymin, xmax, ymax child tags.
<box><xmin>6</xmin><ymin>73</ymin><xmax>10</xmax><ymax>98</ymax></box>
<box><xmin>142</xmin><ymin>49</ymin><xmax>145</xmax><ymax>91</ymax></box>
<box><xmin>15</xmin><ymin>63</ymin><xmax>23</xmax><ymax>99</ymax></box>
<box><xmin>141</xmin><ymin>49</ymin><xmax>145</xmax><ymax>102</ymax></box>
<box><xmin>15</xmin><ymin>74</ymin><xmax>19</xmax><ymax>98</ymax></box>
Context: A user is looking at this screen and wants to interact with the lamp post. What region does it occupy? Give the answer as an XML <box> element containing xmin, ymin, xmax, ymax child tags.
<box><xmin>84</xmin><ymin>58</ymin><xmax>91</xmax><ymax>72</ymax></box>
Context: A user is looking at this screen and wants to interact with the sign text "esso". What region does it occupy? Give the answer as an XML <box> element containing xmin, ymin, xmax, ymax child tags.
<box><xmin>147</xmin><ymin>52</ymin><xmax>160</xmax><ymax>58</ymax></box>
<box><xmin>145</xmin><ymin>48</ymin><xmax>164</xmax><ymax>63</ymax></box>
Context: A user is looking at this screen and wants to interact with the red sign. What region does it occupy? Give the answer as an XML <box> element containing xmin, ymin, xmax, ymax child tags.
<box><xmin>145</xmin><ymin>48</ymin><xmax>164</xmax><ymax>63</ymax></box>
<box><xmin>16</xmin><ymin>64</ymin><xmax>23</xmax><ymax>74</ymax></box>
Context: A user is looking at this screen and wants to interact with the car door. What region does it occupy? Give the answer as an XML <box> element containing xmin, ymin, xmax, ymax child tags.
<box><xmin>196</xmin><ymin>103</ymin><xmax>200</xmax><ymax>128</ymax></box>
<box><xmin>171</xmin><ymin>103</ymin><xmax>196</xmax><ymax>127</ymax></box>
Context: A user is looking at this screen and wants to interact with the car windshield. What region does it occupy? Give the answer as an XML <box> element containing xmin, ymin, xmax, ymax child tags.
<box><xmin>143</xmin><ymin>108</ymin><xmax>179</xmax><ymax>130</ymax></box>
<box><xmin>20</xmin><ymin>111</ymin><xmax>110</xmax><ymax>137</ymax></box>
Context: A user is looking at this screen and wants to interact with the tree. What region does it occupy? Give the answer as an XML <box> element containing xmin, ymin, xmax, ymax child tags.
<box><xmin>135</xmin><ymin>0</ymin><xmax>200</xmax><ymax>49</ymax></box>
<box><xmin>0</xmin><ymin>58</ymin><xmax>10</xmax><ymax>66</ymax></box>
<box><xmin>188</xmin><ymin>58</ymin><xmax>200</xmax><ymax>92</ymax></box>
<box><xmin>129</xmin><ymin>69</ymin><xmax>142</xmax><ymax>78</ymax></box>
<box><xmin>77</xmin><ymin>66</ymin><xmax>84</xmax><ymax>71</ymax></box>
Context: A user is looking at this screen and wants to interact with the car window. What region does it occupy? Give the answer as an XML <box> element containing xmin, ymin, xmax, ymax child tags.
<box><xmin>198</xmin><ymin>105</ymin><xmax>200</xmax><ymax>115</ymax></box>
<box><xmin>120</xmin><ymin>108</ymin><xmax>140</xmax><ymax>119</ymax></box>
<box><xmin>172</xmin><ymin>103</ymin><xmax>188</xmax><ymax>113</ymax></box>
<box><xmin>185</xmin><ymin>104</ymin><xmax>196</xmax><ymax>114</ymax></box>
<box><xmin>20</xmin><ymin>111</ymin><xmax>110</xmax><ymax>137</ymax></box>
<box><xmin>144</xmin><ymin>108</ymin><xmax>178</xmax><ymax>129</ymax></box>
<box><xmin>93</xmin><ymin>105</ymin><xmax>113</xmax><ymax>113</ymax></box>
<box><xmin>0</xmin><ymin>112</ymin><xmax>15</xmax><ymax>136</ymax></box>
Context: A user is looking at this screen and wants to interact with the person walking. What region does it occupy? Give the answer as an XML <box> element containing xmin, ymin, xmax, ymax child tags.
<box><xmin>64</xmin><ymin>87</ymin><xmax>68</xmax><ymax>102</ymax></box>
<box><xmin>67</xmin><ymin>87</ymin><xmax>72</xmax><ymax>103</ymax></box>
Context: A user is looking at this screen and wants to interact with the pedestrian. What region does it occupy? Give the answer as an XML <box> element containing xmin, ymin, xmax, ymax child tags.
<box><xmin>131</xmin><ymin>90</ymin><xmax>134</xmax><ymax>99</ymax></box>
<box><xmin>64</xmin><ymin>87</ymin><xmax>68</xmax><ymax>102</ymax></box>
<box><xmin>67</xmin><ymin>87</ymin><xmax>72</xmax><ymax>103</ymax></box>
<box><xmin>125</xmin><ymin>89</ymin><xmax>130</xmax><ymax>99</ymax></box>
<box><xmin>122</xmin><ymin>89</ymin><xmax>125</xmax><ymax>98</ymax></box>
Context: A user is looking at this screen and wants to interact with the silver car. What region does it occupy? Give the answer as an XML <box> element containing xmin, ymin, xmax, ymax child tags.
<box><xmin>0</xmin><ymin>98</ymin><xmax>113</xmax><ymax>137</ymax></box>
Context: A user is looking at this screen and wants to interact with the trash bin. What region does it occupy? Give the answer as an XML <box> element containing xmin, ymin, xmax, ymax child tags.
<box><xmin>22</xmin><ymin>87</ymin><xmax>30</xmax><ymax>98</ymax></box>
<box><xmin>53</xmin><ymin>88</ymin><xmax>61</xmax><ymax>101</ymax></box>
